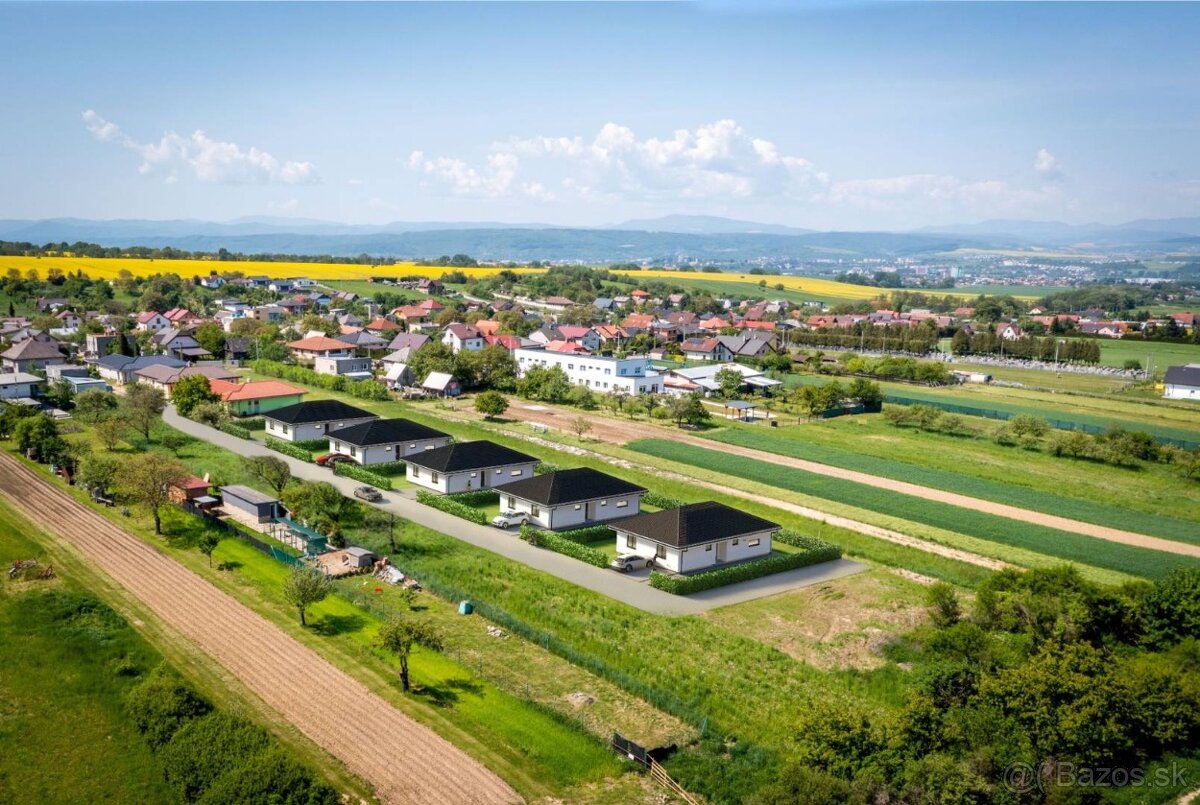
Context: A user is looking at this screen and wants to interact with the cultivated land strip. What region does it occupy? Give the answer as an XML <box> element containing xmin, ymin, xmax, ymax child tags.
<box><xmin>506</xmin><ymin>405</ymin><xmax>1200</xmax><ymax>559</ymax></box>
<box><xmin>0</xmin><ymin>452</ymin><xmax>521</xmax><ymax>805</ymax></box>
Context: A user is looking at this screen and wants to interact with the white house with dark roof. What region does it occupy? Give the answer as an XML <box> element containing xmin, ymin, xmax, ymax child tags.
<box><xmin>493</xmin><ymin>467</ymin><xmax>645</xmax><ymax>530</ymax></box>
<box><xmin>405</xmin><ymin>440</ymin><xmax>538</xmax><ymax>494</ymax></box>
<box><xmin>326</xmin><ymin>418</ymin><xmax>451</xmax><ymax>465</ymax></box>
<box><xmin>0</xmin><ymin>371</ymin><xmax>42</xmax><ymax>399</ymax></box>
<box><xmin>1163</xmin><ymin>364</ymin><xmax>1200</xmax><ymax>401</ymax></box>
<box><xmin>610</xmin><ymin>501</ymin><xmax>779</xmax><ymax>573</ymax></box>
<box><xmin>263</xmin><ymin>400</ymin><xmax>378</xmax><ymax>442</ymax></box>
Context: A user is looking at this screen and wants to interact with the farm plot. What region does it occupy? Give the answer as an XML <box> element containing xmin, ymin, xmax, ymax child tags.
<box><xmin>627</xmin><ymin>439</ymin><xmax>1200</xmax><ymax>580</ymax></box>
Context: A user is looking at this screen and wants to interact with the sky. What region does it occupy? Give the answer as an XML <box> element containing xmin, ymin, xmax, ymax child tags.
<box><xmin>2</xmin><ymin>1</ymin><xmax>1199</xmax><ymax>231</ymax></box>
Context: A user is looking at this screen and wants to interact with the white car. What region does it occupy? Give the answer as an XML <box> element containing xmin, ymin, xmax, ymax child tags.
<box><xmin>611</xmin><ymin>553</ymin><xmax>653</xmax><ymax>572</ymax></box>
<box><xmin>491</xmin><ymin>511</ymin><xmax>529</xmax><ymax>529</ymax></box>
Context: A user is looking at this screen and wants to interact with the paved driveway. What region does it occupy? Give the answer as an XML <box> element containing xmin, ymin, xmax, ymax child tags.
<box><xmin>165</xmin><ymin>407</ymin><xmax>864</xmax><ymax>615</ymax></box>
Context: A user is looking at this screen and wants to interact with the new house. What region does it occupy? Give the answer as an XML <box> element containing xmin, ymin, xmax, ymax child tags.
<box><xmin>287</xmin><ymin>335</ymin><xmax>354</xmax><ymax>362</ymax></box>
<box><xmin>610</xmin><ymin>501</ymin><xmax>780</xmax><ymax>573</ymax></box>
<box><xmin>405</xmin><ymin>441</ymin><xmax>538</xmax><ymax>494</ymax></box>
<box><xmin>327</xmin><ymin>418</ymin><xmax>452</xmax><ymax>465</ymax></box>
<box><xmin>0</xmin><ymin>372</ymin><xmax>42</xmax><ymax>400</ymax></box>
<box><xmin>209</xmin><ymin>378</ymin><xmax>308</xmax><ymax>416</ymax></box>
<box><xmin>1</xmin><ymin>337</ymin><xmax>64</xmax><ymax>372</ymax></box>
<box><xmin>513</xmin><ymin>348</ymin><xmax>663</xmax><ymax>396</ymax></box>
<box><xmin>1163</xmin><ymin>364</ymin><xmax>1200</xmax><ymax>401</ymax></box>
<box><xmin>313</xmin><ymin>355</ymin><xmax>374</xmax><ymax>379</ymax></box>
<box><xmin>441</xmin><ymin>323</ymin><xmax>484</xmax><ymax>353</ymax></box>
<box><xmin>132</xmin><ymin>364</ymin><xmax>238</xmax><ymax>398</ymax></box>
<box><xmin>263</xmin><ymin>400</ymin><xmax>378</xmax><ymax>442</ymax></box>
<box><xmin>493</xmin><ymin>467</ymin><xmax>646</xmax><ymax>530</ymax></box>
<box><xmin>97</xmin><ymin>354</ymin><xmax>186</xmax><ymax>385</ymax></box>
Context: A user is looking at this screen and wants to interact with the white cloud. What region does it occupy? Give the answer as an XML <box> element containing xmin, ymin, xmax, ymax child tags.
<box><xmin>1034</xmin><ymin>147</ymin><xmax>1062</xmax><ymax>179</ymax></box>
<box><xmin>81</xmin><ymin>109</ymin><xmax>318</xmax><ymax>185</ymax></box>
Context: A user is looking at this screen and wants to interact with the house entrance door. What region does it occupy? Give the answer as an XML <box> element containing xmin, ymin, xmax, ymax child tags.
<box><xmin>715</xmin><ymin>541</ymin><xmax>727</xmax><ymax>563</ymax></box>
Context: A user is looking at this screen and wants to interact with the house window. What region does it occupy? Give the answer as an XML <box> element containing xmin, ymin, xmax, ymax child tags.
<box><xmin>350</xmin><ymin>447</ymin><xmax>356</xmax><ymax>457</ymax></box>
<box><xmin>626</xmin><ymin>535</ymin><xmax>636</xmax><ymax>549</ymax></box>
<box><xmin>599</xmin><ymin>500</ymin><xmax>607</xmax><ymax>507</ymax></box>
<box><xmin>281</xmin><ymin>425</ymin><xmax>289</xmax><ymax>435</ymax></box>
<box><xmin>334</xmin><ymin>441</ymin><xmax>341</xmax><ymax>451</ymax></box>
<box><xmin>732</xmin><ymin>538</ymin><xmax>739</xmax><ymax>545</ymax></box>
<box><xmin>507</xmin><ymin>496</ymin><xmax>516</xmax><ymax>509</ymax></box>
<box><xmin>748</xmin><ymin>539</ymin><xmax>760</xmax><ymax>547</ymax></box>
<box><xmin>510</xmin><ymin>469</ymin><xmax>522</xmax><ymax>476</ymax></box>
<box><xmin>470</xmin><ymin>472</ymin><xmax>478</xmax><ymax>478</ymax></box>
<box><xmin>496</xmin><ymin>469</ymin><xmax>504</xmax><ymax>475</ymax></box>
<box><xmin>705</xmin><ymin>544</ymin><xmax>713</xmax><ymax>551</ymax></box>
<box><xmin>656</xmin><ymin>544</ymin><xmax>666</xmax><ymax>559</ymax></box>
<box><xmin>616</xmin><ymin>500</ymin><xmax>628</xmax><ymax>508</ymax></box>
<box><xmin>531</xmin><ymin>504</ymin><xmax>540</xmax><ymax>517</ymax></box>
<box><xmin>574</xmin><ymin>503</ymin><xmax>582</xmax><ymax>510</ymax></box>
<box><xmin>412</xmin><ymin>467</ymin><xmax>419</xmax><ymax>478</ymax></box>
<box><xmin>431</xmin><ymin>471</ymin><xmax>439</xmax><ymax>484</ymax></box>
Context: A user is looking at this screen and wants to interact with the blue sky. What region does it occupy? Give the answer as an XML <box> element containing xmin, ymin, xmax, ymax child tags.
<box><xmin>2</xmin><ymin>1</ymin><xmax>1199</xmax><ymax>230</ymax></box>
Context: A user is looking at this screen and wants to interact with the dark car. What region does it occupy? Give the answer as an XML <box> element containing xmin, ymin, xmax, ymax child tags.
<box><xmin>353</xmin><ymin>486</ymin><xmax>383</xmax><ymax>503</ymax></box>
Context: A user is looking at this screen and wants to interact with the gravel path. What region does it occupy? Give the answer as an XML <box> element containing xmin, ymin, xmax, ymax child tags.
<box><xmin>0</xmin><ymin>452</ymin><xmax>521</xmax><ymax>805</ymax></box>
<box><xmin>509</xmin><ymin>405</ymin><xmax>1200</xmax><ymax>559</ymax></box>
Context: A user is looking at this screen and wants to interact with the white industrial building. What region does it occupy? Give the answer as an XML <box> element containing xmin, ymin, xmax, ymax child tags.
<box><xmin>513</xmin><ymin>348</ymin><xmax>662</xmax><ymax>396</ymax></box>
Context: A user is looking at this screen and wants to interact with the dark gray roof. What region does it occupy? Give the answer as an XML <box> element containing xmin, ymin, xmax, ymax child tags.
<box><xmin>610</xmin><ymin>501</ymin><xmax>779</xmax><ymax>548</ymax></box>
<box><xmin>98</xmin><ymin>354</ymin><xmax>186</xmax><ymax>372</ymax></box>
<box><xmin>493</xmin><ymin>467</ymin><xmax>645</xmax><ymax>506</ymax></box>
<box><xmin>264</xmin><ymin>399</ymin><xmax>376</xmax><ymax>424</ymax></box>
<box><xmin>327</xmin><ymin>418</ymin><xmax>448</xmax><ymax>446</ymax></box>
<box><xmin>219</xmin><ymin>484</ymin><xmax>277</xmax><ymax>506</ymax></box>
<box><xmin>404</xmin><ymin>440</ymin><xmax>537</xmax><ymax>473</ymax></box>
<box><xmin>1164</xmin><ymin>365</ymin><xmax>1200</xmax><ymax>387</ymax></box>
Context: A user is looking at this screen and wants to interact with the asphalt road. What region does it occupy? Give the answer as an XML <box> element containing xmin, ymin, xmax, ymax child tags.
<box><xmin>164</xmin><ymin>407</ymin><xmax>863</xmax><ymax>615</ymax></box>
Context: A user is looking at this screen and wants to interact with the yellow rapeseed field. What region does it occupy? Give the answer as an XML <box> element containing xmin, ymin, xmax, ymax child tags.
<box><xmin>616</xmin><ymin>269</ymin><xmax>883</xmax><ymax>301</ymax></box>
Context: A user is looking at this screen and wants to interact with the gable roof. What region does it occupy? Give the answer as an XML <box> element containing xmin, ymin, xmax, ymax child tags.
<box><xmin>404</xmin><ymin>440</ymin><xmax>537</xmax><ymax>473</ymax></box>
<box><xmin>209</xmin><ymin>378</ymin><xmax>307</xmax><ymax>403</ymax></box>
<box><xmin>287</xmin><ymin>336</ymin><xmax>352</xmax><ymax>352</ymax></box>
<box><xmin>493</xmin><ymin>467</ymin><xmax>645</xmax><ymax>506</ymax></box>
<box><xmin>98</xmin><ymin>354</ymin><xmax>186</xmax><ymax>373</ymax></box>
<box><xmin>611</xmin><ymin>501</ymin><xmax>779</xmax><ymax>548</ymax></box>
<box><xmin>2</xmin><ymin>338</ymin><xmax>64</xmax><ymax>361</ymax></box>
<box><xmin>327</xmin><ymin>418</ymin><xmax>448</xmax><ymax>446</ymax></box>
<box><xmin>262</xmin><ymin>399</ymin><xmax>376</xmax><ymax>424</ymax></box>
<box><xmin>387</xmin><ymin>333</ymin><xmax>430</xmax><ymax>351</ymax></box>
<box><xmin>1164</xmin><ymin>364</ymin><xmax>1200</xmax><ymax>387</ymax></box>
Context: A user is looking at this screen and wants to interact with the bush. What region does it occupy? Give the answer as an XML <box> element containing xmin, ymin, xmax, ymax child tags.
<box><xmin>124</xmin><ymin>665</ymin><xmax>212</xmax><ymax>748</ymax></box>
<box><xmin>161</xmin><ymin>712</ymin><xmax>270</xmax><ymax>801</ymax></box>
<box><xmin>415</xmin><ymin>489</ymin><xmax>488</xmax><ymax>524</ymax></box>
<box><xmin>218</xmin><ymin>420</ymin><xmax>252</xmax><ymax>439</ymax></box>
<box><xmin>368</xmin><ymin>459</ymin><xmax>408</xmax><ymax>477</ymax></box>
<box><xmin>448</xmin><ymin>489</ymin><xmax>499</xmax><ymax>507</ymax></box>
<box><xmin>649</xmin><ymin>542</ymin><xmax>842</xmax><ymax>595</ymax></box>
<box><xmin>643</xmin><ymin>491</ymin><xmax>684</xmax><ymax>509</ymax></box>
<box><xmin>249</xmin><ymin>359</ymin><xmax>389</xmax><ymax>401</ymax></box>
<box><xmin>238</xmin><ymin>417</ymin><xmax>266</xmax><ymax>431</ymax></box>
<box><xmin>555</xmin><ymin>524</ymin><xmax>615</xmax><ymax>544</ymax></box>
<box><xmin>333</xmin><ymin>462</ymin><xmax>392</xmax><ymax>490</ymax></box>
<box><xmin>197</xmin><ymin>746</ymin><xmax>338</xmax><ymax>805</ymax></box>
<box><xmin>265</xmin><ymin>437</ymin><xmax>315</xmax><ymax>462</ymax></box>
<box><xmin>520</xmin><ymin>525</ymin><xmax>609</xmax><ymax>567</ymax></box>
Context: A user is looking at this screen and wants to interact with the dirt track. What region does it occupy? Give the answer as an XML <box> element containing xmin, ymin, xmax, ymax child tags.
<box><xmin>508</xmin><ymin>404</ymin><xmax>1200</xmax><ymax>559</ymax></box>
<box><xmin>0</xmin><ymin>452</ymin><xmax>520</xmax><ymax>805</ymax></box>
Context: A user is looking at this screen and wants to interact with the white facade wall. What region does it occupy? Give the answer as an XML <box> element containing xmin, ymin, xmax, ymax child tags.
<box><xmin>329</xmin><ymin>435</ymin><xmax>451</xmax><ymax>465</ymax></box>
<box><xmin>514</xmin><ymin>349</ymin><xmax>661</xmax><ymax>396</ymax></box>
<box><xmin>407</xmin><ymin>462</ymin><xmax>537</xmax><ymax>495</ymax></box>
<box><xmin>0</xmin><ymin>381</ymin><xmax>38</xmax><ymax>399</ymax></box>
<box><xmin>314</xmin><ymin>356</ymin><xmax>373</xmax><ymax>376</ymax></box>
<box><xmin>266</xmin><ymin>415</ymin><xmax>377</xmax><ymax>442</ymax></box>
<box><xmin>1165</xmin><ymin>383</ymin><xmax>1200</xmax><ymax>401</ymax></box>
<box><xmin>502</xmin><ymin>491</ymin><xmax>642</xmax><ymax>530</ymax></box>
<box><xmin>613</xmin><ymin>527</ymin><xmax>774</xmax><ymax>573</ymax></box>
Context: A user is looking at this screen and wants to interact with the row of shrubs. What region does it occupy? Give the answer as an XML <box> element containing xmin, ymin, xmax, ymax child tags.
<box><xmin>553</xmin><ymin>524</ymin><xmax>615</xmax><ymax>545</ymax></box>
<box><xmin>368</xmin><ymin>459</ymin><xmax>408</xmax><ymax>477</ymax></box>
<box><xmin>333</xmin><ymin>462</ymin><xmax>392</xmax><ymax>490</ymax></box>
<box><xmin>125</xmin><ymin>665</ymin><xmax>337</xmax><ymax>804</ymax></box>
<box><xmin>415</xmin><ymin>490</ymin><xmax>488</xmax><ymax>525</ymax></box>
<box><xmin>249</xmin><ymin>359</ymin><xmax>390</xmax><ymax>401</ymax></box>
<box><xmin>448</xmin><ymin>489</ymin><xmax>499</xmax><ymax>507</ymax></box>
<box><xmin>519</xmin><ymin>525</ymin><xmax>609</xmax><ymax>567</ymax></box>
<box><xmin>238</xmin><ymin>417</ymin><xmax>266</xmax><ymax>431</ymax></box>
<box><xmin>775</xmin><ymin>528</ymin><xmax>844</xmax><ymax>556</ymax></box>
<box><xmin>649</xmin><ymin>543</ymin><xmax>841</xmax><ymax>595</ymax></box>
<box><xmin>642</xmin><ymin>491</ymin><xmax>683</xmax><ymax>509</ymax></box>
<box><xmin>264</xmin><ymin>436</ymin><xmax>314</xmax><ymax>462</ymax></box>
<box><xmin>217</xmin><ymin>421</ymin><xmax>251</xmax><ymax>440</ymax></box>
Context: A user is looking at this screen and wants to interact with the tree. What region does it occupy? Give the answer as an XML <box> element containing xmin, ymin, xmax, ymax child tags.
<box><xmin>193</xmin><ymin>322</ymin><xmax>227</xmax><ymax>357</ymax></box>
<box><xmin>281</xmin><ymin>566</ymin><xmax>332</xmax><ymax>627</ymax></box>
<box><xmin>197</xmin><ymin>531</ymin><xmax>220</xmax><ymax>568</ymax></box>
<box><xmin>242</xmin><ymin>455</ymin><xmax>292</xmax><ymax>498</ymax></box>
<box><xmin>926</xmin><ymin>582</ymin><xmax>962</xmax><ymax>628</ymax></box>
<box><xmin>1008</xmin><ymin>414</ymin><xmax>1049</xmax><ymax>441</ymax></box>
<box><xmin>94</xmin><ymin>414</ymin><xmax>128</xmax><ymax>450</ymax></box>
<box><xmin>668</xmin><ymin>393</ymin><xmax>711</xmax><ymax>428</ymax></box>
<box><xmin>77</xmin><ymin>452</ymin><xmax>122</xmax><ymax>496</ymax></box>
<box><xmin>13</xmin><ymin>414</ymin><xmax>66</xmax><ymax>463</ymax></box>
<box><xmin>713</xmin><ymin>367</ymin><xmax>744</xmax><ymax>399</ymax></box>
<box><xmin>122</xmin><ymin>383</ymin><xmax>167</xmax><ymax>442</ymax></box>
<box><xmin>75</xmin><ymin>389</ymin><xmax>118</xmax><ymax>423</ymax></box>
<box><xmin>171</xmin><ymin>374</ymin><xmax>218</xmax><ymax>418</ymax></box>
<box><xmin>160</xmin><ymin>433</ymin><xmax>188</xmax><ymax>456</ymax></box>
<box><xmin>571</xmin><ymin>415</ymin><xmax>592</xmax><ymax>441</ymax></box>
<box><xmin>846</xmin><ymin>378</ymin><xmax>884</xmax><ymax>406</ymax></box>
<box><xmin>474</xmin><ymin>390</ymin><xmax>509</xmax><ymax>420</ymax></box>
<box><xmin>376</xmin><ymin>615</ymin><xmax>442</xmax><ymax>691</ymax></box>
<box><xmin>516</xmin><ymin>365</ymin><xmax>571</xmax><ymax>403</ymax></box>
<box><xmin>191</xmin><ymin>402</ymin><xmax>225</xmax><ymax>428</ymax></box>
<box><xmin>116</xmin><ymin>453</ymin><xmax>188</xmax><ymax>535</ymax></box>
<box><xmin>282</xmin><ymin>481</ymin><xmax>360</xmax><ymax>539</ymax></box>
<box><xmin>45</xmin><ymin>378</ymin><xmax>75</xmax><ymax>411</ymax></box>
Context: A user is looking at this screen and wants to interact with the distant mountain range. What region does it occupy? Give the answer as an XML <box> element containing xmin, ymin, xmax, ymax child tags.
<box><xmin>0</xmin><ymin>214</ymin><xmax>1197</xmax><ymax>261</ymax></box>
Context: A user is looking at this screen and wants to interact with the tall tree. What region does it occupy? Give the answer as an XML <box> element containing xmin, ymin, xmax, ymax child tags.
<box><xmin>281</xmin><ymin>566</ymin><xmax>332</xmax><ymax>627</ymax></box>
<box><xmin>376</xmin><ymin>615</ymin><xmax>442</xmax><ymax>692</ymax></box>
<box><xmin>116</xmin><ymin>453</ymin><xmax>188</xmax><ymax>535</ymax></box>
<box><xmin>122</xmin><ymin>383</ymin><xmax>167</xmax><ymax>442</ymax></box>
<box><xmin>242</xmin><ymin>455</ymin><xmax>292</xmax><ymax>497</ymax></box>
<box><xmin>171</xmin><ymin>374</ymin><xmax>218</xmax><ymax>418</ymax></box>
<box><xmin>74</xmin><ymin>389</ymin><xmax>118</xmax><ymax>423</ymax></box>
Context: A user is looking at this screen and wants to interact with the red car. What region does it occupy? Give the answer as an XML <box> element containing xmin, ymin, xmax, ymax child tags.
<box><xmin>315</xmin><ymin>453</ymin><xmax>353</xmax><ymax>467</ymax></box>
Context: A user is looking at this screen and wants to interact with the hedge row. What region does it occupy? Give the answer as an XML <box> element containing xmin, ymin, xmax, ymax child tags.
<box><xmin>555</xmin><ymin>524</ymin><xmax>615</xmax><ymax>545</ymax></box>
<box><xmin>238</xmin><ymin>416</ymin><xmax>266</xmax><ymax>431</ymax></box>
<box><xmin>369</xmin><ymin>459</ymin><xmax>408</xmax><ymax>477</ymax></box>
<box><xmin>415</xmin><ymin>490</ymin><xmax>488</xmax><ymax>524</ymax></box>
<box><xmin>448</xmin><ymin>489</ymin><xmax>499</xmax><ymax>507</ymax></box>
<box><xmin>520</xmin><ymin>525</ymin><xmax>609</xmax><ymax>567</ymax></box>
<box><xmin>776</xmin><ymin>528</ymin><xmax>844</xmax><ymax>556</ymax></box>
<box><xmin>264</xmin><ymin>436</ymin><xmax>313</xmax><ymax>462</ymax></box>
<box><xmin>643</xmin><ymin>491</ymin><xmax>684</xmax><ymax>509</ymax></box>
<box><xmin>292</xmin><ymin>437</ymin><xmax>333</xmax><ymax>451</ymax></box>
<box><xmin>334</xmin><ymin>462</ymin><xmax>392</xmax><ymax>490</ymax></box>
<box><xmin>649</xmin><ymin>544</ymin><xmax>842</xmax><ymax>595</ymax></box>
<box><xmin>217</xmin><ymin>421</ymin><xmax>251</xmax><ymax>440</ymax></box>
<box><xmin>249</xmin><ymin>359</ymin><xmax>390</xmax><ymax>401</ymax></box>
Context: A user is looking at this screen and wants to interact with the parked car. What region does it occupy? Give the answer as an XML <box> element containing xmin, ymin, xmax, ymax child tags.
<box><xmin>316</xmin><ymin>453</ymin><xmax>353</xmax><ymax>467</ymax></box>
<box><xmin>611</xmin><ymin>553</ymin><xmax>652</xmax><ymax>572</ymax></box>
<box><xmin>353</xmin><ymin>486</ymin><xmax>383</xmax><ymax>503</ymax></box>
<box><xmin>491</xmin><ymin>510</ymin><xmax>529</xmax><ymax>529</ymax></box>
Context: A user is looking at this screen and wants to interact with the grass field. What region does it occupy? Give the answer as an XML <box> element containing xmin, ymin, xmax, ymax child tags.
<box><xmin>704</xmin><ymin>426</ymin><xmax>1200</xmax><ymax>544</ymax></box>
<box><xmin>0</xmin><ymin>505</ymin><xmax>177</xmax><ymax>805</ymax></box>
<box><xmin>946</xmin><ymin>284</ymin><xmax>1070</xmax><ymax>298</ymax></box>
<box><xmin>1096</xmin><ymin>338</ymin><xmax>1200</xmax><ymax>373</ymax></box>
<box><xmin>626</xmin><ymin>438</ymin><xmax>1200</xmax><ymax>580</ymax></box>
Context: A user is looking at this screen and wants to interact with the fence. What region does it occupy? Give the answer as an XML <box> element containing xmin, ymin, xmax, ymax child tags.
<box><xmin>179</xmin><ymin>500</ymin><xmax>300</xmax><ymax>564</ymax></box>
<box><xmin>611</xmin><ymin>733</ymin><xmax>698</xmax><ymax>805</ymax></box>
<box><xmin>886</xmin><ymin>394</ymin><xmax>1200</xmax><ymax>449</ymax></box>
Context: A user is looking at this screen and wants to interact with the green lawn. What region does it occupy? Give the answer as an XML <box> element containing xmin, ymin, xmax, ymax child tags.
<box><xmin>1096</xmin><ymin>338</ymin><xmax>1200</xmax><ymax>373</ymax></box>
<box><xmin>0</xmin><ymin>505</ymin><xmax>177</xmax><ymax>805</ymax></box>
<box><xmin>705</xmin><ymin>426</ymin><xmax>1200</xmax><ymax>544</ymax></box>
<box><xmin>627</xmin><ymin>438</ymin><xmax>1200</xmax><ymax>581</ymax></box>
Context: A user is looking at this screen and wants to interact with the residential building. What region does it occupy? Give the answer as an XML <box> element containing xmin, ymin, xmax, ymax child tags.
<box><xmin>85</xmin><ymin>332</ymin><xmax>118</xmax><ymax>360</ymax></box>
<box><xmin>386</xmin><ymin>333</ymin><xmax>430</xmax><ymax>361</ymax></box>
<box><xmin>263</xmin><ymin>399</ymin><xmax>378</xmax><ymax>442</ymax></box>
<box><xmin>1163</xmin><ymin>364</ymin><xmax>1200</xmax><ymax>401</ymax></box>
<box><xmin>0</xmin><ymin>371</ymin><xmax>42</xmax><ymax>399</ymax></box>
<box><xmin>209</xmin><ymin>378</ymin><xmax>307</xmax><ymax>416</ymax></box>
<box><xmin>441</xmin><ymin>323</ymin><xmax>484</xmax><ymax>353</ymax></box>
<box><xmin>219</xmin><ymin>485</ymin><xmax>281</xmax><ymax>523</ymax></box>
<box><xmin>327</xmin><ymin>418</ymin><xmax>451</xmax><ymax>465</ymax></box>
<box><xmin>135</xmin><ymin>311</ymin><xmax>170</xmax><ymax>332</ymax></box>
<box><xmin>313</xmin><ymin>355</ymin><xmax>374</xmax><ymax>378</ymax></box>
<box><xmin>680</xmin><ymin>337</ymin><xmax>734</xmax><ymax>362</ymax></box>
<box><xmin>405</xmin><ymin>441</ymin><xmax>538</xmax><ymax>494</ymax></box>
<box><xmin>420</xmin><ymin>371</ymin><xmax>461</xmax><ymax>397</ymax></box>
<box><xmin>1</xmin><ymin>337</ymin><xmax>64</xmax><ymax>372</ymax></box>
<box><xmin>97</xmin><ymin>354</ymin><xmax>186</xmax><ymax>385</ymax></box>
<box><xmin>132</xmin><ymin>364</ymin><xmax>238</xmax><ymax>398</ymax></box>
<box><xmin>556</xmin><ymin>326</ymin><xmax>602</xmax><ymax>351</ymax></box>
<box><xmin>493</xmin><ymin>468</ymin><xmax>645</xmax><ymax>530</ymax></box>
<box><xmin>610</xmin><ymin>501</ymin><xmax>779</xmax><ymax>573</ymax></box>
<box><xmin>513</xmin><ymin>348</ymin><xmax>662</xmax><ymax>395</ymax></box>
<box><xmin>287</xmin><ymin>335</ymin><xmax>354</xmax><ymax>362</ymax></box>
<box><xmin>662</xmin><ymin>363</ymin><xmax>781</xmax><ymax>396</ymax></box>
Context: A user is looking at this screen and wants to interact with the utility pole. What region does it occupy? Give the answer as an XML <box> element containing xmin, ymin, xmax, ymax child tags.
<box><xmin>388</xmin><ymin>513</ymin><xmax>396</xmax><ymax>553</ymax></box>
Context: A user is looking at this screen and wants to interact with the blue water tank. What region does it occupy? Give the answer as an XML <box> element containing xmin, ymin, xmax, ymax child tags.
<box><xmin>458</xmin><ymin>600</ymin><xmax>474</xmax><ymax>615</ymax></box>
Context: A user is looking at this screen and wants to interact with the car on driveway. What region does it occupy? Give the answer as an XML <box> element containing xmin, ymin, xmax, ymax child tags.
<box><xmin>611</xmin><ymin>553</ymin><xmax>652</xmax><ymax>572</ymax></box>
<box><xmin>353</xmin><ymin>486</ymin><xmax>383</xmax><ymax>503</ymax></box>
<box><xmin>316</xmin><ymin>453</ymin><xmax>353</xmax><ymax>467</ymax></box>
<box><xmin>490</xmin><ymin>510</ymin><xmax>529</xmax><ymax>529</ymax></box>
